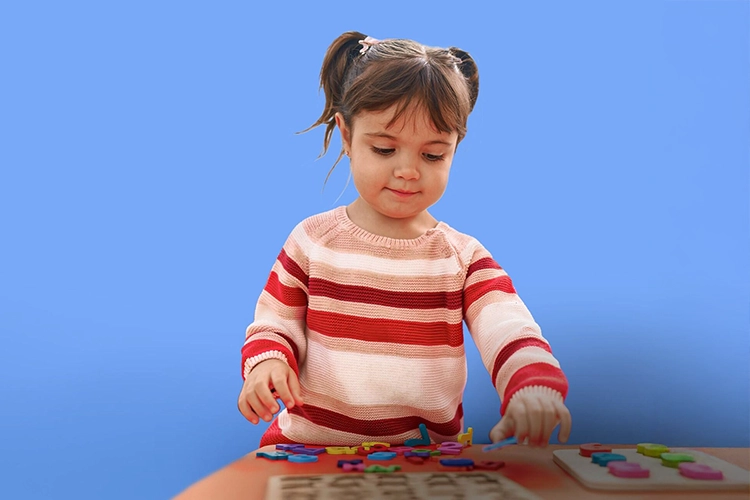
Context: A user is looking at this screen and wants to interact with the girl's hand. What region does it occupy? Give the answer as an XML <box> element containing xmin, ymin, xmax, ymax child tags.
<box><xmin>489</xmin><ymin>389</ymin><xmax>572</xmax><ymax>447</ymax></box>
<box><xmin>237</xmin><ymin>359</ymin><xmax>304</xmax><ymax>425</ymax></box>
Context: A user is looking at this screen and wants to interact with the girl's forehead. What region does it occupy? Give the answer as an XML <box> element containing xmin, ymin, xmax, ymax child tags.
<box><xmin>354</xmin><ymin>105</ymin><xmax>456</xmax><ymax>141</ymax></box>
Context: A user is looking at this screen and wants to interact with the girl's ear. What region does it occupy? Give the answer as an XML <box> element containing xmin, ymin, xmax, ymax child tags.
<box><xmin>335</xmin><ymin>112</ymin><xmax>352</xmax><ymax>153</ymax></box>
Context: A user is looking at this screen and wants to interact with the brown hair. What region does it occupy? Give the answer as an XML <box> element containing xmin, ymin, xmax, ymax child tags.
<box><xmin>301</xmin><ymin>31</ymin><xmax>479</xmax><ymax>182</ymax></box>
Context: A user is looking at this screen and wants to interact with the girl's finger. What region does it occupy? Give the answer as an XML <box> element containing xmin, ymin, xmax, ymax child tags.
<box><xmin>270</xmin><ymin>372</ymin><xmax>295</xmax><ymax>410</ymax></box>
<box><xmin>510</xmin><ymin>404</ymin><xmax>529</xmax><ymax>445</ymax></box>
<box><xmin>524</xmin><ymin>397</ymin><xmax>543</xmax><ymax>447</ymax></box>
<box><xmin>250</xmin><ymin>388</ymin><xmax>275</xmax><ymax>422</ymax></box>
<box><xmin>287</xmin><ymin>370</ymin><xmax>304</xmax><ymax>407</ymax></box>
<box><xmin>555</xmin><ymin>401</ymin><xmax>573</xmax><ymax>443</ymax></box>
<box><xmin>539</xmin><ymin>397</ymin><xmax>558</xmax><ymax>447</ymax></box>
<box><xmin>238</xmin><ymin>392</ymin><xmax>259</xmax><ymax>424</ymax></box>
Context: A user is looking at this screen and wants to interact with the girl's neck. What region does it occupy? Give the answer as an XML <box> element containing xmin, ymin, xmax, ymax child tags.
<box><xmin>346</xmin><ymin>198</ymin><xmax>438</xmax><ymax>240</ymax></box>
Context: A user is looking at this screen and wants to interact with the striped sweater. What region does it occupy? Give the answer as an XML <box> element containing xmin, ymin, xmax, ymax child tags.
<box><xmin>242</xmin><ymin>206</ymin><xmax>568</xmax><ymax>447</ymax></box>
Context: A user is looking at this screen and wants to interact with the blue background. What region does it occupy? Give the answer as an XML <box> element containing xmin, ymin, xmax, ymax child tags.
<box><xmin>1</xmin><ymin>1</ymin><xmax>747</xmax><ymax>498</ymax></box>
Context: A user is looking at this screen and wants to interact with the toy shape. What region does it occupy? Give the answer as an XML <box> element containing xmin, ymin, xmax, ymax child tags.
<box><xmin>256</xmin><ymin>451</ymin><xmax>291</xmax><ymax>460</ymax></box>
<box><xmin>679</xmin><ymin>463</ymin><xmax>724</xmax><ymax>480</ymax></box>
<box><xmin>404</xmin><ymin>423</ymin><xmax>431</xmax><ymax>446</ymax></box>
<box><xmin>579</xmin><ymin>443</ymin><xmax>612</xmax><ymax>457</ymax></box>
<box><xmin>457</xmin><ymin>427</ymin><xmax>473</xmax><ymax>446</ymax></box>
<box><xmin>364</xmin><ymin>464</ymin><xmax>401</xmax><ymax>473</ymax></box>
<box><xmin>326</xmin><ymin>446</ymin><xmax>356</xmax><ymax>455</ymax></box>
<box><xmin>406</xmin><ymin>455</ymin><xmax>426</xmax><ymax>464</ymax></box>
<box><xmin>438</xmin><ymin>441</ymin><xmax>464</xmax><ymax>455</ymax></box>
<box><xmin>337</xmin><ymin>459</ymin><xmax>363</xmax><ymax>468</ymax></box>
<box><xmin>482</xmin><ymin>436</ymin><xmax>518</xmax><ymax>452</ymax></box>
<box><xmin>362</xmin><ymin>441</ymin><xmax>390</xmax><ymax>447</ymax></box>
<box><xmin>342</xmin><ymin>463</ymin><xmax>365</xmax><ymax>472</ymax></box>
<box><xmin>641</xmin><ymin>444</ymin><xmax>670</xmax><ymax>458</ymax></box>
<box><xmin>591</xmin><ymin>452</ymin><xmax>627</xmax><ymax>466</ymax></box>
<box><xmin>388</xmin><ymin>446</ymin><xmax>413</xmax><ymax>455</ymax></box>
<box><xmin>439</xmin><ymin>458</ymin><xmax>475</xmax><ymax>467</ymax></box>
<box><xmin>288</xmin><ymin>454</ymin><xmax>318</xmax><ymax>463</ymax></box>
<box><xmin>608</xmin><ymin>461</ymin><xmax>651</xmax><ymax>478</ymax></box>
<box><xmin>405</xmin><ymin>450</ymin><xmax>431</xmax><ymax>458</ymax></box>
<box><xmin>660</xmin><ymin>453</ymin><xmax>695</xmax><ymax>468</ymax></box>
<box><xmin>276</xmin><ymin>444</ymin><xmax>306</xmax><ymax>451</ymax></box>
<box><xmin>636</xmin><ymin>443</ymin><xmax>660</xmax><ymax>454</ymax></box>
<box><xmin>367</xmin><ymin>451</ymin><xmax>397</xmax><ymax>461</ymax></box>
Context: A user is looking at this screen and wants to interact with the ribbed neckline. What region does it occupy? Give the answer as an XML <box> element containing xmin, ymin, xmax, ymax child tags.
<box><xmin>334</xmin><ymin>205</ymin><xmax>447</xmax><ymax>248</ymax></box>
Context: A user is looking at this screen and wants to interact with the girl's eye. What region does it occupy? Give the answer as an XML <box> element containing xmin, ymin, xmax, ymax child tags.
<box><xmin>371</xmin><ymin>147</ymin><xmax>444</xmax><ymax>162</ymax></box>
<box><xmin>372</xmin><ymin>147</ymin><xmax>394</xmax><ymax>156</ymax></box>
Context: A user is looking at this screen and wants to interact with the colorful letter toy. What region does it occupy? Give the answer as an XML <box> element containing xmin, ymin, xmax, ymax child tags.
<box><xmin>388</xmin><ymin>446</ymin><xmax>413</xmax><ymax>455</ymax></box>
<box><xmin>364</xmin><ymin>465</ymin><xmax>401</xmax><ymax>473</ymax></box>
<box><xmin>439</xmin><ymin>458</ymin><xmax>475</xmax><ymax>467</ymax></box>
<box><xmin>256</xmin><ymin>451</ymin><xmax>291</xmax><ymax>460</ymax></box>
<box><xmin>276</xmin><ymin>444</ymin><xmax>305</xmax><ymax>451</ymax></box>
<box><xmin>367</xmin><ymin>451</ymin><xmax>397</xmax><ymax>461</ymax></box>
<box><xmin>288</xmin><ymin>454</ymin><xmax>318</xmax><ymax>463</ymax></box>
<box><xmin>482</xmin><ymin>436</ymin><xmax>518</xmax><ymax>452</ymax></box>
<box><xmin>404</xmin><ymin>450</ymin><xmax>431</xmax><ymax>458</ymax></box>
<box><xmin>337</xmin><ymin>459</ymin><xmax>363</xmax><ymax>468</ymax></box>
<box><xmin>679</xmin><ymin>462</ymin><xmax>724</xmax><ymax>480</ymax></box>
<box><xmin>437</xmin><ymin>441</ymin><xmax>463</xmax><ymax>455</ymax></box>
<box><xmin>326</xmin><ymin>446</ymin><xmax>356</xmax><ymax>455</ymax></box>
<box><xmin>660</xmin><ymin>453</ymin><xmax>695</xmax><ymax>468</ymax></box>
<box><xmin>404</xmin><ymin>423</ymin><xmax>431</xmax><ymax>446</ymax></box>
<box><xmin>591</xmin><ymin>452</ymin><xmax>627</xmax><ymax>466</ymax></box>
<box><xmin>406</xmin><ymin>455</ymin><xmax>426</xmax><ymax>464</ymax></box>
<box><xmin>579</xmin><ymin>443</ymin><xmax>612</xmax><ymax>457</ymax></box>
<box><xmin>640</xmin><ymin>444</ymin><xmax>669</xmax><ymax>458</ymax></box>
<box><xmin>608</xmin><ymin>461</ymin><xmax>650</xmax><ymax>478</ymax></box>
<box><xmin>342</xmin><ymin>463</ymin><xmax>365</xmax><ymax>472</ymax></box>
<box><xmin>457</xmin><ymin>427</ymin><xmax>473</xmax><ymax>446</ymax></box>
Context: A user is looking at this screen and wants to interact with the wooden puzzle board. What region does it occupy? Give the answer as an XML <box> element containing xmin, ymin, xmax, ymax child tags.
<box><xmin>553</xmin><ymin>448</ymin><xmax>750</xmax><ymax>491</ymax></box>
<box><xmin>264</xmin><ymin>471</ymin><xmax>544</xmax><ymax>499</ymax></box>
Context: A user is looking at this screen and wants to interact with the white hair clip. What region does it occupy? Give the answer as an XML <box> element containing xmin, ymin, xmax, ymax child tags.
<box><xmin>359</xmin><ymin>36</ymin><xmax>381</xmax><ymax>55</ymax></box>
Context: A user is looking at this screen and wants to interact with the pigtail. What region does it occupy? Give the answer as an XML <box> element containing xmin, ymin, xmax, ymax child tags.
<box><xmin>448</xmin><ymin>47</ymin><xmax>479</xmax><ymax>112</ymax></box>
<box><xmin>300</xmin><ymin>31</ymin><xmax>367</xmax><ymax>159</ymax></box>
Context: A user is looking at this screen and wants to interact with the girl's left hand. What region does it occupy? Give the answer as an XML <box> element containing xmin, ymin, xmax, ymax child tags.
<box><xmin>489</xmin><ymin>388</ymin><xmax>572</xmax><ymax>447</ymax></box>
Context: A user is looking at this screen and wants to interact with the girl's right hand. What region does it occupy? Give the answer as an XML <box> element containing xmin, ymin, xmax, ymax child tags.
<box><xmin>237</xmin><ymin>359</ymin><xmax>304</xmax><ymax>424</ymax></box>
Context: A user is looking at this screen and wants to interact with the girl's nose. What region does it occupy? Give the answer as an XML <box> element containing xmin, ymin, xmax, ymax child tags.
<box><xmin>394</xmin><ymin>156</ymin><xmax>420</xmax><ymax>180</ymax></box>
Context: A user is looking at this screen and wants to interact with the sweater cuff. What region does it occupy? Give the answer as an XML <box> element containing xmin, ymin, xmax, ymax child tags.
<box><xmin>503</xmin><ymin>385</ymin><xmax>564</xmax><ymax>414</ymax></box>
<box><xmin>243</xmin><ymin>350</ymin><xmax>289</xmax><ymax>379</ymax></box>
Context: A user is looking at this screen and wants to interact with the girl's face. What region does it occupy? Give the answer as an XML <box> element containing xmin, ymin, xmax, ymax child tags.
<box><xmin>335</xmin><ymin>105</ymin><xmax>458</xmax><ymax>229</ymax></box>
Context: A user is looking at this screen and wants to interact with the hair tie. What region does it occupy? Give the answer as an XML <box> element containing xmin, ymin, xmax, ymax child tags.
<box><xmin>359</xmin><ymin>36</ymin><xmax>381</xmax><ymax>55</ymax></box>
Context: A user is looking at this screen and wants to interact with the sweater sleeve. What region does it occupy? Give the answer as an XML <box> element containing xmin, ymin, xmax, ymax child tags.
<box><xmin>241</xmin><ymin>224</ymin><xmax>309</xmax><ymax>380</ymax></box>
<box><xmin>462</xmin><ymin>241</ymin><xmax>568</xmax><ymax>413</ymax></box>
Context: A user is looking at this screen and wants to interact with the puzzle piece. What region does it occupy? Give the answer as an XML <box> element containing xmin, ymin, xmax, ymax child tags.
<box><xmin>608</xmin><ymin>461</ymin><xmax>650</xmax><ymax>478</ymax></box>
<box><xmin>579</xmin><ymin>443</ymin><xmax>612</xmax><ymax>457</ymax></box>
<box><xmin>679</xmin><ymin>462</ymin><xmax>724</xmax><ymax>480</ymax></box>
<box><xmin>640</xmin><ymin>444</ymin><xmax>670</xmax><ymax>458</ymax></box>
<box><xmin>404</xmin><ymin>423</ymin><xmax>431</xmax><ymax>446</ymax></box>
<box><xmin>364</xmin><ymin>464</ymin><xmax>401</xmax><ymax>473</ymax></box>
<box><xmin>482</xmin><ymin>436</ymin><xmax>517</xmax><ymax>452</ymax></box>
<box><xmin>660</xmin><ymin>453</ymin><xmax>695</xmax><ymax>468</ymax></box>
<box><xmin>367</xmin><ymin>452</ymin><xmax>397</xmax><ymax>461</ymax></box>
<box><xmin>457</xmin><ymin>427</ymin><xmax>473</xmax><ymax>446</ymax></box>
<box><xmin>591</xmin><ymin>452</ymin><xmax>627</xmax><ymax>467</ymax></box>
<box><xmin>256</xmin><ymin>451</ymin><xmax>291</xmax><ymax>460</ymax></box>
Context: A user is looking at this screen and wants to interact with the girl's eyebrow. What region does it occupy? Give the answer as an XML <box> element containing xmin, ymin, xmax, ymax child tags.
<box><xmin>364</xmin><ymin>131</ymin><xmax>453</xmax><ymax>146</ymax></box>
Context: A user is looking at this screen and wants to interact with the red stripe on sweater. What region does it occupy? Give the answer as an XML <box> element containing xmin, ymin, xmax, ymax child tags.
<box><xmin>241</xmin><ymin>338</ymin><xmax>300</xmax><ymax>378</ymax></box>
<box><xmin>265</xmin><ymin>271</ymin><xmax>308</xmax><ymax>307</ymax></box>
<box><xmin>501</xmin><ymin>363</ymin><xmax>569</xmax><ymax>413</ymax></box>
<box><xmin>307</xmin><ymin>309</ymin><xmax>464</xmax><ymax>347</ymax></box>
<box><xmin>467</xmin><ymin>257</ymin><xmax>502</xmax><ymax>278</ymax></box>
<box><xmin>285</xmin><ymin>403</ymin><xmax>464</xmax><ymax>440</ymax></box>
<box><xmin>463</xmin><ymin>275</ymin><xmax>516</xmax><ymax>315</ymax></box>
<box><xmin>309</xmin><ymin>278</ymin><xmax>463</xmax><ymax>310</ymax></box>
<box><xmin>491</xmin><ymin>338</ymin><xmax>551</xmax><ymax>386</ymax></box>
<box><xmin>278</xmin><ymin>248</ymin><xmax>308</xmax><ymax>287</ymax></box>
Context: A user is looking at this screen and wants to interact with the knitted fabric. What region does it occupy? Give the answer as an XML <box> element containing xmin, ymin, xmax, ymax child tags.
<box><xmin>242</xmin><ymin>206</ymin><xmax>568</xmax><ymax>446</ymax></box>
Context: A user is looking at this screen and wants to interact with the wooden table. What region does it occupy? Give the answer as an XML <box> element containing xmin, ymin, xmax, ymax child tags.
<box><xmin>174</xmin><ymin>444</ymin><xmax>750</xmax><ymax>500</ymax></box>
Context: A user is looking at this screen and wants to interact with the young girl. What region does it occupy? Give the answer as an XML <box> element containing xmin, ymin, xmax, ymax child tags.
<box><xmin>237</xmin><ymin>31</ymin><xmax>572</xmax><ymax>448</ymax></box>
